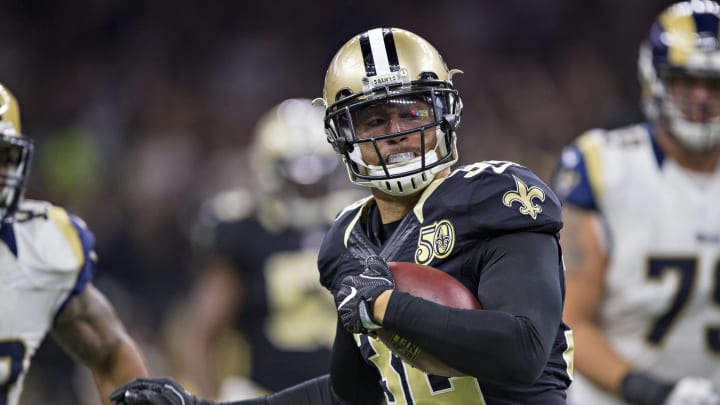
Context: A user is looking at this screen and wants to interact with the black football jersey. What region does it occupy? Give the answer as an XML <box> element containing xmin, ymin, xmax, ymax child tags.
<box><xmin>318</xmin><ymin>161</ymin><xmax>572</xmax><ymax>404</ymax></box>
<box><xmin>211</xmin><ymin>216</ymin><xmax>336</xmax><ymax>392</ymax></box>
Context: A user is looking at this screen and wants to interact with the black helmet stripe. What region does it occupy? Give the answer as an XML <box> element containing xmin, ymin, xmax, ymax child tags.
<box><xmin>359</xmin><ymin>28</ymin><xmax>400</xmax><ymax>78</ymax></box>
<box><xmin>382</xmin><ymin>28</ymin><xmax>400</xmax><ymax>72</ymax></box>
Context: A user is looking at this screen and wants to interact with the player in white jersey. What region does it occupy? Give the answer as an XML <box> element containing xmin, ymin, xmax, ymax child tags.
<box><xmin>0</xmin><ymin>82</ymin><xmax>149</xmax><ymax>404</ymax></box>
<box><xmin>552</xmin><ymin>1</ymin><xmax>720</xmax><ymax>404</ymax></box>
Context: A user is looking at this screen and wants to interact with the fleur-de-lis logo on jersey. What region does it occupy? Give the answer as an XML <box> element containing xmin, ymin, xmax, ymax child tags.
<box><xmin>502</xmin><ymin>175</ymin><xmax>546</xmax><ymax>220</ymax></box>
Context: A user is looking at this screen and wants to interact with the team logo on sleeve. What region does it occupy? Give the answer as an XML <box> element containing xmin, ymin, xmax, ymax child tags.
<box><xmin>502</xmin><ymin>175</ymin><xmax>546</xmax><ymax>220</ymax></box>
<box><xmin>415</xmin><ymin>220</ymin><xmax>455</xmax><ymax>265</ymax></box>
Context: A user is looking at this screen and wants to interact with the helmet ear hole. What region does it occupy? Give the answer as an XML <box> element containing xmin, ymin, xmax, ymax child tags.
<box><xmin>336</xmin><ymin>88</ymin><xmax>353</xmax><ymax>102</ymax></box>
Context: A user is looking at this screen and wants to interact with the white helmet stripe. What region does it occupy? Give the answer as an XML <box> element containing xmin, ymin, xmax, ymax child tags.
<box><xmin>368</xmin><ymin>28</ymin><xmax>392</xmax><ymax>76</ymax></box>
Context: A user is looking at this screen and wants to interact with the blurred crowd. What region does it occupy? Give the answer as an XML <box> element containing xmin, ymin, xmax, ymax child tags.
<box><xmin>0</xmin><ymin>0</ymin><xmax>673</xmax><ymax>403</ymax></box>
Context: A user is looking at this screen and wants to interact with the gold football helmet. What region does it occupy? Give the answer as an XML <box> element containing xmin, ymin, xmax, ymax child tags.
<box><xmin>0</xmin><ymin>83</ymin><xmax>33</xmax><ymax>222</ymax></box>
<box><xmin>249</xmin><ymin>98</ymin><xmax>352</xmax><ymax>229</ymax></box>
<box><xmin>316</xmin><ymin>27</ymin><xmax>463</xmax><ymax>196</ymax></box>
<box><xmin>250</xmin><ymin>98</ymin><xmax>340</xmax><ymax>196</ymax></box>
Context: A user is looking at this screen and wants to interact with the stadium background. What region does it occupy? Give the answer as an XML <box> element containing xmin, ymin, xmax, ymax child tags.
<box><xmin>0</xmin><ymin>0</ymin><xmax>673</xmax><ymax>403</ymax></box>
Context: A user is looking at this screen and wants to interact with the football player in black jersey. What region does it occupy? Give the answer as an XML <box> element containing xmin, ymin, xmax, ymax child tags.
<box><xmin>169</xmin><ymin>99</ymin><xmax>362</xmax><ymax>398</ymax></box>
<box><xmin>111</xmin><ymin>27</ymin><xmax>573</xmax><ymax>405</ymax></box>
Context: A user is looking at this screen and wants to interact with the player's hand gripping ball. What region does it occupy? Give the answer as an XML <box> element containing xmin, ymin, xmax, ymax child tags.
<box><xmin>378</xmin><ymin>261</ymin><xmax>481</xmax><ymax>377</ymax></box>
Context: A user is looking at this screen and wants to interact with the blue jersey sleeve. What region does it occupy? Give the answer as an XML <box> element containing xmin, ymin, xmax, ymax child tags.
<box><xmin>552</xmin><ymin>143</ymin><xmax>598</xmax><ymax>210</ymax></box>
<box><xmin>53</xmin><ymin>214</ymin><xmax>97</xmax><ymax>322</ymax></box>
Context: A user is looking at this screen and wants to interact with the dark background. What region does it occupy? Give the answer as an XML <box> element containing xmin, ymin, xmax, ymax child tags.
<box><xmin>0</xmin><ymin>0</ymin><xmax>672</xmax><ymax>403</ymax></box>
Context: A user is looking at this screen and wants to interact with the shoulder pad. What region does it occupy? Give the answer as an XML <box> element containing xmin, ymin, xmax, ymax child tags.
<box><xmin>427</xmin><ymin>161</ymin><xmax>562</xmax><ymax>235</ymax></box>
<box><xmin>552</xmin><ymin>123</ymin><xmax>650</xmax><ymax>209</ymax></box>
<box><xmin>317</xmin><ymin>199</ymin><xmax>371</xmax><ymax>291</ymax></box>
<box><xmin>13</xmin><ymin>201</ymin><xmax>95</xmax><ymax>276</ymax></box>
<box><xmin>14</xmin><ymin>199</ymin><xmax>52</xmax><ymax>220</ymax></box>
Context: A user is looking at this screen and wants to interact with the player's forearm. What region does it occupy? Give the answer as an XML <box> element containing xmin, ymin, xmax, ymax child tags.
<box><xmin>94</xmin><ymin>339</ymin><xmax>149</xmax><ymax>404</ymax></box>
<box><xmin>383</xmin><ymin>291</ymin><xmax>551</xmax><ymax>385</ymax></box>
<box><xmin>221</xmin><ymin>375</ymin><xmax>350</xmax><ymax>405</ymax></box>
<box><xmin>568</xmin><ymin>316</ymin><xmax>675</xmax><ymax>404</ymax></box>
<box><xmin>372</xmin><ymin>290</ymin><xmax>392</xmax><ymax>322</ymax></box>
<box><xmin>188</xmin><ymin>349</ymin><xmax>219</xmax><ymax>398</ymax></box>
<box><xmin>571</xmin><ymin>321</ymin><xmax>632</xmax><ymax>395</ymax></box>
<box><xmin>382</xmin><ymin>232</ymin><xmax>563</xmax><ymax>385</ymax></box>
<box><xmin>177</xmin><ymin>330</ymin><xmax>220</xmax><ymax>397</ymax></box>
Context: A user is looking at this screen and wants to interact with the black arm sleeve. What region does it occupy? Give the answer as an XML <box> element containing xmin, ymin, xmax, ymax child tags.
<box><xmin>381</xmin><ymin>231</ymin><xmax>563</xmax><ymax>386</ymax></box>
<box><xmin>329</xmin><ymin>320</ymin><xmax>384</xmax><ymax>404</ymax></box>
<box><xmin>221</xmin><ymin>375</ymin><xmax>338</xmax><ymax>405</ymax></box>
<box><xmin>224</xmin><ymin>321</ymin><xmax>383</xmax><ymax>405</ymax></box>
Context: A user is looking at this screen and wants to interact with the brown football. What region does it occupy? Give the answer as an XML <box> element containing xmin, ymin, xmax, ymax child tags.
<box><xmin>377</xmin><ymin>261</ymin><xmax>481</xmax><ymax>377</ymax></box>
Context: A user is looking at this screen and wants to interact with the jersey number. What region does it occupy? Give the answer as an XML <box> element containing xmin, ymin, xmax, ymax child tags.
<box><xmin>361</xmin><ymin>335</ymin><xmax>482</xmax><ymax>404</ymax></box>
<box><xmin>458</xmin><ymin>160</ymin><xmax>515</xmax><ymax>178</ymax></box>
<box><xmin>0</xmin><ymin>341</ymin><xmax>25</xmax><ymax>405</ymax></box>
<box><xmin>646</xmin><ymin>257</ymin><xmax>720</xmax><ymax>350</ymax></box>
<box><xmin>264</xmin><ymin>251</ymin><xmax>336</xmax><ymax>351</ymax></box>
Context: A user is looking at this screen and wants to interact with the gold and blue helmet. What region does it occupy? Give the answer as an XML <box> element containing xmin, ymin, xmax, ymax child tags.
<box><xmin>639</xmin><ymin>0</ymin><xmax>720</xmax><ymax>151</ymax></box>
<box><xmin>316</xmin><ymin>28</ymin><xmax>463</xmax><ymax>196</ymax></box>
<box><xmin>0</xmin><ymin>83</ymin><xmax>33</xmax><ymax>223</ymax></box>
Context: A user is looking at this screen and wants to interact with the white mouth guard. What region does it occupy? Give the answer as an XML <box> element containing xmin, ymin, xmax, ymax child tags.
<box><xmin>387</xmin><ymin>152</ymin><xmax>415</xmax><ymax>164</ymax></box>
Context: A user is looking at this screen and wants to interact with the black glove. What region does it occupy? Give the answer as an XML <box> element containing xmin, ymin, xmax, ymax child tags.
<box><xmin>110</xmin><ymin>377</ymin><xmax>215</xmax><ymax>405</ymax></box>
<box><xmin>335</xmin><ymin>255</ymin><xmax>394</xmax><ymax>334</ymax></box>
<box><xmin>620</xmin><ymin>371</ymin><xmax>674</xmax><ymax>405</ymax></box>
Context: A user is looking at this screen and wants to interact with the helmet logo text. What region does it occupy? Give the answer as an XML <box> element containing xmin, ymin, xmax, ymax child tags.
<box><xmin>362</xmin><ymin>69</ymin><xmax>409</xmax><ymax>92</ymax></box>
